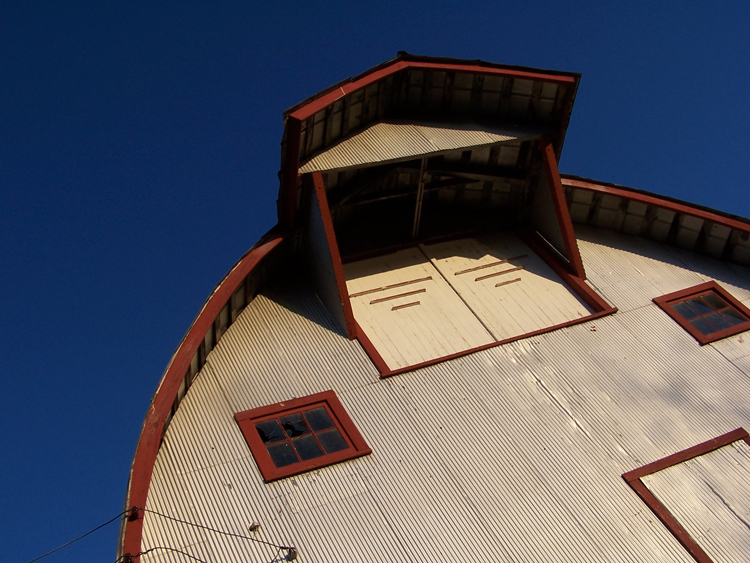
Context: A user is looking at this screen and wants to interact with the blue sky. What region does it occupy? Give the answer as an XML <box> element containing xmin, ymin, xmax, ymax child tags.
<box><xmin>2</xmin><ymin>2</ymin><xmax>749</xmax><ymax>561</ymax></box>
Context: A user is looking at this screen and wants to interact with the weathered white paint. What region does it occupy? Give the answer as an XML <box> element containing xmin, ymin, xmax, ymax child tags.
<box><xmin>644</xmin><ymin>440</ymin><xmax>750</xmax><ymax>563</ymax></box>
<box><xmin>344</xmin><ymin>234</ymin><xmax>592</xmax><ymax>369</ymax></box>
<box><xmin>421</xmin><ymin>233</ymin><xmax>593</xmax><ymax>339</ymax></box>
<box><xmin>139</xmin><ymin>227</ymin><xmax>750</xmax><ymax>563</ymax></box>
<box><xmin>345</xmin><ymin>246</ymin><xmax>494</xmax><ymax>369</ymax></box>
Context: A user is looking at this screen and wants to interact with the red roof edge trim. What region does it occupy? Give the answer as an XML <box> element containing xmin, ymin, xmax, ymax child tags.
<box><xmin>281</xmin><ymin>58</ymin><xmax>578</xmax><ymax>229</ymax></box>
<box><xmin>289</xmin><ymin>59</ymin><xmax>576</xmax><ymax>123</ymax></box>
<box><xmin>562</xmin><ymin>176</ymin><xmax>750</xmax><ymax>234</ymax></box>
<box><xmin>284</xmin><ymin>53</ymin><xmax>579</xmax><ymax>119</ymax></box>
<box><xmin>288</xmin><ymin>61</ymin><xmax>410</xmax><ymax>121</ymax></box>
<box><xmin>540</xmin><ymin>138</ymin><xmax>586</xmax><ymax>279</ymax></box>
<box><xmin>120</xmin><ymin>229</ymin><xmax>285</xmax><ymax>561</ymax></box>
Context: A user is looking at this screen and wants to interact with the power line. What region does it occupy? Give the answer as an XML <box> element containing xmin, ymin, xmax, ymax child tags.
<box><xmin>115</xmin><ymin>546</ymin><xmax>207</xmax><ymax>563</ymax></box>
<box><xmin>25</xmin><ymin>509</ymin><xmax>127</xmax><ymax>563</ymax></box>
<box><xmin>267</xmin><ymin>547</ymin><xmax>282</xmax><ymax>563</ymax></box>
<box><xmin>25</xmin><ymin>506</ymin><xmax>297</xmax><ymax>563</ymax></box>
<box><xmin>139</xmin><ymin>507</ymin><xmax>295</xmax><ymax>551</ymax></box>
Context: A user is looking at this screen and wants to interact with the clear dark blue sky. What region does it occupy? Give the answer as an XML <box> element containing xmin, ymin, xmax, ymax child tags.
<box><xmin>2</xmin><ymin>2</ymin><xmax>749</xmax><ymax>561</ymax></box>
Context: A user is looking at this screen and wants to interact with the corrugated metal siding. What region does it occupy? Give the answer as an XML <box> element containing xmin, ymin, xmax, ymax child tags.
<box><xmin>576</xmin><ymin>226</ymin><xmax>706</xmax><ymax>313</ymax></box>
<box><xmin>141</xmin><ymin>227</ymin><xmax>750</xmax><ymax>562</ymax></box>
<box><xmin>643</xmin><ymin>440</ymin><xmax>750</xmax><ymax>563</ymax></box>
<box><xmin>661</xmin><ymin>244</ymin><xmax>750</xmax><ymax>301</ymax></box>
<box><xmin>299</xmin><ymin>121</ymin><xmax>541</xmax><ymax>173</ymax></box>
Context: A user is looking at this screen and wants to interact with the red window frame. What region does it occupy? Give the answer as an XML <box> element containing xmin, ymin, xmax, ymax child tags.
<box><xmin>653</xmin><ymin>281</ymin><xmax>750</xmax><ymax>345</ymax></box>
<box><xmin>622</xmin><ymin>428</ymin><xmax>750</xmax><ymax>563</ymax></box>
<box><xmin>235</xmin><ymin>390</ymin><xmax>371</xmax><ymax>482</ymax></box>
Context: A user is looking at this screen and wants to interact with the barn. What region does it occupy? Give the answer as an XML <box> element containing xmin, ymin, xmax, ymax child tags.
<box><xmin>118</xmin><ymin>53</ymin><xmax>750</xmax><ymax>563</ymax></box>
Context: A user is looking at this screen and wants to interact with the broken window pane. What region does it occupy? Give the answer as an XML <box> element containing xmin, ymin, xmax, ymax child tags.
<box><xmin>256</xmin><ymin>419</ymin><xmax>285</xmax><ymax>444</ymax></box>
<box><xmin>281</xmin><ymin>413</ymin><xmax>311</xmax><ymax>438</ymax></box>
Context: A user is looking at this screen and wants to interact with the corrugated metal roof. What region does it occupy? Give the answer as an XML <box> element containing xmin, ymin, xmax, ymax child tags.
<box><xmin>299</xmin><ymin>121</ymin><xmax>544</xmax><ymax>173</ymax></box>
<box><xmin>140</xmin><ymin>227</ymin><xmax>750</xmax><ymax>562</ymax></box>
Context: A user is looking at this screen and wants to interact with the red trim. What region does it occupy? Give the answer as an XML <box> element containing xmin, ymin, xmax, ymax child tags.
<box><xmin>355</xmin><ymin>321</ymin><xmax>390</xmax><ymax>375</ymax></box>
<box><xmin>121</xmin><ymin>232</ymin><xmax>285</xmax><ymax>560</ymax></box>
<box><xmin>280</xmin><ymin>118</ymin><xmax>302</xmax><ymax>230</ymax></box>
<box><xmin>289</xmin><ymin>61</ymin><xmax>409</xmax><ymax>121</ymax></box>
<box><xmin>622</xmin><ymin>428</ymin><xmax>750</xmax><ymax>563</ymax></box>
<box><xmin>281</xmin><ymin>58</ymin><xmax>578</xmax><ymax>228</ymax></box>
<box><xmin>379</xmin><ymin>308</ymin><xmax>615</xmax><ymax>378</ymax></box>
<box><xmin>540</xmin><ymin>138</ymin><xmax>586</xmax><ymax>279</ymax></box>
<box><xmin>623</xmin><ymin>428</ymin><xmax>749</xmax><ymax>483</ymax></box>
<box><xmin>234</xmin><ymin>390</ymin><xmax>372</xmax><ymax>482</ymax></box>
<box><xmin>653</xmin><ymin>281</ymin><xmax>750</xmax><ymax>345</ymax></box>
<box><xmin>562</xmin><ymin>177</ymin><xmax>750</xmax><ymax>235</ymax></box>
<box><xmin>288</xmin><ymin>60</ymin><xmax>575</xmax><ymax>122</ymax></box>
<box><xmin>518</xmin><ymin>230</ymin><xmax>611</xmax><ymax>313</ymax></box>
<box><xmin>406</xmin><ymin>61</ymin><xmax>576</xmax><ymax>85</ymax></box>
<box><xmin>311</xmin><ymin>172</ymin><xmax>357</xmax><ymax>340</ymax></box>
<box><xmin>627</xmin><ymin>479</ymin><xmax>712</xmax><ymax>563</ymax></box>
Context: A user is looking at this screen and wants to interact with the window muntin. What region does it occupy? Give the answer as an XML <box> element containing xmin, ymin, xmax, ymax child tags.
<box><xmin>256</xmin><ymin>407</ymin><xmax>349</xmax><ymax>467</ymax></box>
<box><xmin>235</xmin><ymin>390</ymin><xmax>371</xmax><ymax>482</ymax></box>
<box><xmin>654</xmin><ymin>281</ymin><xmax>750</xmax><ymax>345</ymax></box>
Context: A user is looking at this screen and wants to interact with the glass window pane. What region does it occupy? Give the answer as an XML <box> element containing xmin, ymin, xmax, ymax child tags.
<box><xmin>267</xmin><ymin>442</ymin><xmax>298</xmax><ymax>467</ymax></box>
<box><xmin>722</xmin><ymin>307</ymin><xmax>748</xmax><ymax>326</ymax></box>
<box><xmin>280</xmin><ymin>413</ymin><xmax>311</xmax><ymax>438</ymax></box>
<box><xmin>317</xmin><ymin>428</ymin><xmax>349</xmax><ymax>454</ymax></box>
<box><xmin>687</xmin><ymin>297</ymin><xmax>713</xmax><ymax>316</ymax></box>
<box><xmin>704</xmin><ymin>312</ymin><xmax>733</xmax><ymax>331</ymax></box>
<box><xmin>672</xmin><ymin>302</ymin><xmax>699</xmax><ymax>320</ymax></box>
<box><xmin>304</xmin><ymin>407</ymin><xmax>335</xmax><ymax>431</ymax></box>
<box><xmin>690</xmin><ymin>317</ymin><xmax>718</xmax><ymax>335</ymax></box>
<box><xmin>292</xmin><ymin>434</ymin><xmax>324</xmax><ymax>461</ymax></box>
<box><xmin>701</xmin><ymin>293</ymin><xmax>727</xmax><ymax>311</ymax></box>
<box><xmin>255</xmin><ymin>419</ymin><xmax>286</xmax><ymax>444</ymax></box>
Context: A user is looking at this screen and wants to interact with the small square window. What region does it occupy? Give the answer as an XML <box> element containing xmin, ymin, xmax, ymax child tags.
<box><xmin>653</xmin><ymin>281</ymin><xmax>750</xmax><ymax>345</ymax></box>
<box><xmin>235</xmin><ymin>390</ymin><xmax>371</xmax><ymax>482</ymax></box>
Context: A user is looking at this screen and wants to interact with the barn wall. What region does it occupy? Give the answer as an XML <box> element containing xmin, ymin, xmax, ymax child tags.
<box><xmin>140</xmin><ymin>226</ymin><xmax>750</xmax><ymax>563</ymax></box>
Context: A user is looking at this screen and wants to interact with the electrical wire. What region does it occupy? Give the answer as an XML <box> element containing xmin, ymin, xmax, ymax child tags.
<box><xmin>25</xmin><ymin>509</ymin><xmax>128</xmax><ymax>563</ymax></box>
<box><xmin>139</xmin><ymin>507</ymin><xmax>295</xmax><ymax>551</ymax></box>
<box><xmin>115</xmin><ymin>546</ymin><xmax>207</xmax><ymax>563</ymax></box>
<box><xmin>25</xmin><ymin>506</ymin><xmax>296</xmax><ymax>563</ymax></box>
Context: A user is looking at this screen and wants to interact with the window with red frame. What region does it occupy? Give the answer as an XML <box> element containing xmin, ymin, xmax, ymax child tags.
<box><xmin>235</xmin><ymin>390</ymin><xmax>371</xmax><ymax>482</ymax></box>
<box><xmin>653</xmin><ymin>281</ymin><xmax>750</xmax><ymax>345</ymax></box>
